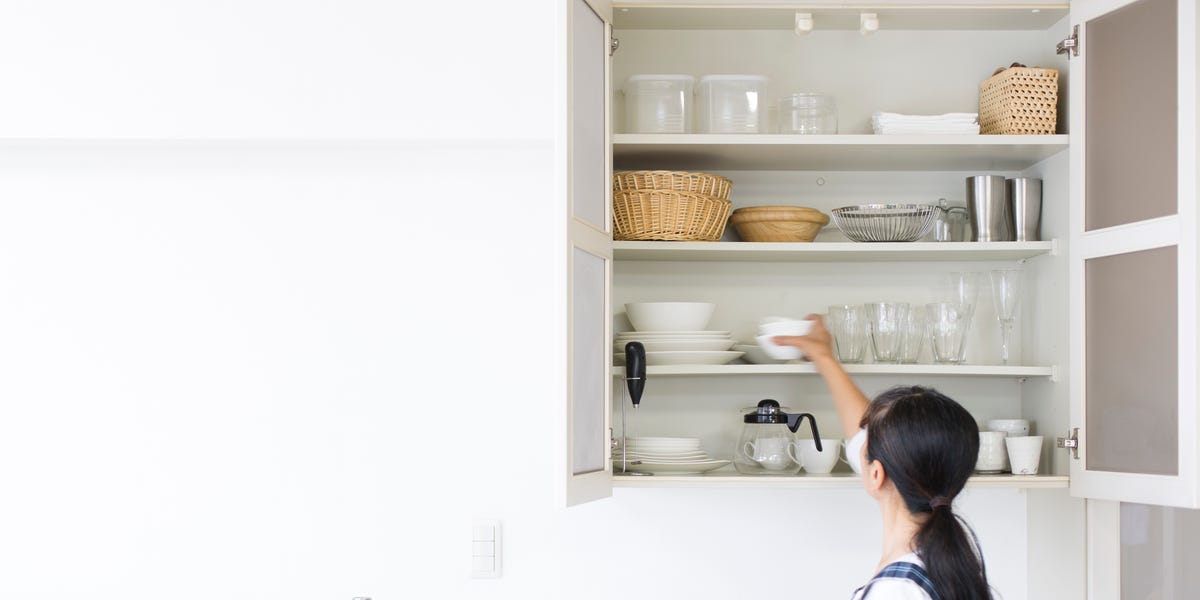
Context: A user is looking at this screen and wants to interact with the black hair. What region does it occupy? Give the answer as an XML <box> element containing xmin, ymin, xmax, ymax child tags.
<box><xmin>861</xmin><ymin>385</ymin><xmax>991</xmax><ymax>600</ymax></box>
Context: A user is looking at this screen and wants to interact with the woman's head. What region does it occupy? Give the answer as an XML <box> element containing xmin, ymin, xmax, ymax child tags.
<box><xmin>861</xmin><ymin>385</ymin><xmax>990</xmax><ymax>599</ymax></box>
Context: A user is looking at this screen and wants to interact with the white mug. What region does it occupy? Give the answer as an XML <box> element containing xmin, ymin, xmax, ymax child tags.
<box><xmin>1006</xmin><ymin>435</ymin><xmax>1044</xmax><ymax>475</ymax></box>
<box><xmin>793</xmin><ymin>438</ymin><xmax>841</xmax><ymax>474</ymax></box>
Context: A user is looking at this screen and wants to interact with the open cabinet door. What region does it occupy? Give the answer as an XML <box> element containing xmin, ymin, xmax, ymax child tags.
<box><xmin>565</xmin><ymin>0</ymin><xmax>614</xmax><ymax>507</ymax></box>
<box><xmin>1068</xmin><ymin>0</ymin><xmax>1199</xmax><ymax>509</ymax></box>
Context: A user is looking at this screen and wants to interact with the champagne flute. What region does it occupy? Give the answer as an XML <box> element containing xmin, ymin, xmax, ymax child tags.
<box><xmin>989</xmin><ymin>269</ymin><xmax>1022</xmax><ymax>365</ymax></box>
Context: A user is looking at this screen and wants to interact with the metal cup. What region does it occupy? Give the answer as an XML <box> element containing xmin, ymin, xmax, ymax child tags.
<box><xmin>966</xmin><ymin>175</ymin><xmax>1012</xmax><ymax>242</ymax></box>
<box><xmin>1007</xmin><ymin>178</ymin><xmax>1043</xmax><ymax>241</ymax></box>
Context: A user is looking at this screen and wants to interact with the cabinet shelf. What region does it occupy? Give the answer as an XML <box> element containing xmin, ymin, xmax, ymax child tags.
<box><xmin>613</xmin><ymin>364</ymin><xmax>1055</xmax><ymax>378</ymax></box>
<box><xmin>613</xmin><ymin>241</ymin><xmax>1056</xmax><ymax>262</ymax></box>
<box><xmin>613</xmin><ymin>134</ymin><xmax>1069</xmax><ymax>171</ymax></box>
<box><xmin>614</xmin><ymin>472</ymin><xmax>1068</xmax><ymax>490</ymax></box>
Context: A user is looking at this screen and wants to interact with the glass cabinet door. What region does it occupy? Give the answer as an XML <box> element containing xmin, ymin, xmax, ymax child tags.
<box><xmin>565</xmin><ymin>0</ymin><xmax>613</xmax><ymax>507</ymax></box>
<box><xmin>1068</xmin><ymin>0</ymin><xmax>1199</xmax><ymax>508</ymax></box>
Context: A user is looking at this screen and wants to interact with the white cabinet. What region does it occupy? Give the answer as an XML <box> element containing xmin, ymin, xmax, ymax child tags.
<box><xmin>603</xmin><ymin>3</ymin><xmax>1075</xmax><ymax>491</ymax></box>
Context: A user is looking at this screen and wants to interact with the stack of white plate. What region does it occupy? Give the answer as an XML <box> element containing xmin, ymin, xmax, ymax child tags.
<box><xmin>613</xmin><ymin>331</ymin><xmax>742</xmax><ymax>366</ymax></box>
<box><xmin>612</xmin><ymin>436</ymin><xmax>730</xmax><ymax>474</ymax></box>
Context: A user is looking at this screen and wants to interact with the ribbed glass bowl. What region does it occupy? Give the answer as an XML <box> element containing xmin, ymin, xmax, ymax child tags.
<box><xmin>830</xmin><ymin>204</ymin><xmax>939</xmax><ymax>242</ymax></box>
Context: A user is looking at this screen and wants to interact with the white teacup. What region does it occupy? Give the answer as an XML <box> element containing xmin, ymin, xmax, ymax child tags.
<box><xmin>976</xmin><ymin>431</ymin><xmax>1008</xmax><ymax>473</ymax></box>
<box><xmin>1006</xmin><ymin>435</ymin><xmax>1044</xmax><ymax>475</ymax></box>
<box><xmin>745</xmin><ymin>438</ymin><xmax>794</xmax><ymax>471</ymax></box>
<box><xmin>788</xmin><ymin>438</ymin><xmax>841</xmax><ymax>474</ymax></box>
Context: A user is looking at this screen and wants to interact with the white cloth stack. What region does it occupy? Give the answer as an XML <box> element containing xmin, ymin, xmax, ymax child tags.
<box><xmin>871</xmin><ymin>112</ymin><xmax>980</xmax><ymax>135</ymax></box>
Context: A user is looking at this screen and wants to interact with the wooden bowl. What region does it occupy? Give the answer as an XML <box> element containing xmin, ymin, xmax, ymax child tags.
<box><xmin>728</xmin><ymin>206</ymin><xmax>830</xmax><ymax>242</ymax></box>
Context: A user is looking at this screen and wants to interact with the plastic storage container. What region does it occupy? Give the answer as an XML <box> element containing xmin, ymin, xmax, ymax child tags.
<box><xmin>622</xmin><ymin>74</ymin><xmax>695</xmax><ymax>133</ymax></box>
<box><xmin>778</xmin><ymin>93</ymin><xmax>837</xmax><ymax>134</ymax></box>
<box><xmin>697</xmin><ymin>75</ymin><xmax>768</xmax><ymax>133</ymax></box>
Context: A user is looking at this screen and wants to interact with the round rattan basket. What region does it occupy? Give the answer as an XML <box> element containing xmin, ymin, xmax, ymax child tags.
<box><xmin>613</xmin><ymin>189</ymin><xmax>732</xmax><ymax>241</ymax></box>
<box><xmin>613</xmin><ymin>170</ymin><xmax>733</xmax><ymax>200</ymax></box>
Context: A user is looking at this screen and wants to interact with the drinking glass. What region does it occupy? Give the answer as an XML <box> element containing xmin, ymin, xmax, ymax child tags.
<box><xmin>927</xmin><ymin>302</ymin><xmax>972</xmax><ymax>364</ymax></box>
<box><xmin>897</xmin><ymin>309</ymin><xmax>927</xmax><ymax>364</ymax></box>
<box><xmin>990</xmin><ymin>269</ymin><xmax>1022</xmax><ymax>365</ymax></box>
<box><xmin>865</xmin><ymin>302</ymin><xmax>910</xmax><ymax>364</ymax></box>
<box><xmin>827</xmin><ymin>304</ymin><xmax>868</xmax><ymax>364</ymax></box>
<box><xmin>941</xmin><ymin>272</ymin><xmax>980</xmax><ymax>363</ymax></box>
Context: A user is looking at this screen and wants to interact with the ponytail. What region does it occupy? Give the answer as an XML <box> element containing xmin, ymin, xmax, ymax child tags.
<box><xmin>862</xmin><ymin>386</ymin><xmax>992</xmax><ymax>600</ymax></box>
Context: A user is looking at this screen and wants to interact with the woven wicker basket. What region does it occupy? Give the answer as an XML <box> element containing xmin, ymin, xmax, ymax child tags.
<box><xmin>613</xmin><ymin>170</ymin><xmax>733</xmax><ymax>200</ymax></box>
<box><xmin>979</xmin><ymin>66</ymin><xmax>1059</xmax><ymax>135</ymax></box>
<box><xmin>612</xmin><ymin>189</ymin><xmax>732</xmax><ymax>241</ymax></box>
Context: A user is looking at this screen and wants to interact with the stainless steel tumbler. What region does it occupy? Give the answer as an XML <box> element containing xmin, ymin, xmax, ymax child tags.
<box><xmin>966</xmin><ymin>175</ymin><xmax>1012</xmax><ymax>242</ymax></box>
<box><xmin>1007</xmin><ymin>178</ymin><xmax>1043</xmax><ymax>241</ymax></box>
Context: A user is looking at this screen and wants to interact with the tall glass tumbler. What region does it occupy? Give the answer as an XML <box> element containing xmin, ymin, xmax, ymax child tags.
<box><xmin>897</xmin><ymin>309</ymin><xmax>927</xmax><ymax>364</ymax></box>
<box><xmin>927</xmin><ymin>302</ymin><xmax>972</xmax><ymax>364</ymax></box>
<box><xmin>865</xmin><ymin>302</ymin><xmax>910</xmax><ymax>364</ymax></box>
<box><xmin>941</xmin><ymin>272</ymin><xmax>980</xmax><ymax>363</ymax></box>
<box><xmin>827</xmin><ymin>304</ymin><xmax>868</xmax><ymax>364</ymax></box>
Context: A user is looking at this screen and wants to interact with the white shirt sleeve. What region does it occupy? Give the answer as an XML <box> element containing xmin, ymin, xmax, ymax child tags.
<box><xmin>845</xmin><ymin>427</ymin><xmax>867</xmax><ymax>475</ymax></box>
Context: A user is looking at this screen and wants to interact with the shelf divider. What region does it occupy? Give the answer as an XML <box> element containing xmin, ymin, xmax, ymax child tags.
<box><xmin>612</xmin><ymin>364</ymin><xmax>1055</xmax><ymax>378</ymax></box>
<box><xmin>613</xmin><ymin>472</ymin><xmax>1069</xmax><ymax>490</ymax></box>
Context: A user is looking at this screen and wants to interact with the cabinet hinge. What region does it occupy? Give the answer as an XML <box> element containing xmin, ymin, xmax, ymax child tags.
<box><xmin>610</xmin><ymin>34</ymin><xmax>620</xmax><ymax>56</ymax></box>
<box><xmin>1057</xmin><ymin>428</ymin><xmax>1080</xmax><ymax>460</ymax></box>
<box><xmin>1056</xmin><ymin>25</ymin><xmax>1079</xmax><ymax>58</ymax></box>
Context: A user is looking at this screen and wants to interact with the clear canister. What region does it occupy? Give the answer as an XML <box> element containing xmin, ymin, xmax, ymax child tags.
<box><xmin>777</xmin><ymin>93</ymin><xmax>837</xmax><ymax>134</ymax></box>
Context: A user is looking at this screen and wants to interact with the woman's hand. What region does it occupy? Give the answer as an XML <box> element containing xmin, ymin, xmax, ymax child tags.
<box><xmin>771</xmin><ymin>313</ymin><xmax>835</xmax><ymax>364</ymax></box>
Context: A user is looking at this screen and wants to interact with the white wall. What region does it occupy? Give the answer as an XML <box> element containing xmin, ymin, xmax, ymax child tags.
<box><xmin>0</xmin><ymin>2</ymin><xmax>1082</xmax><ymax>599</ymax></box>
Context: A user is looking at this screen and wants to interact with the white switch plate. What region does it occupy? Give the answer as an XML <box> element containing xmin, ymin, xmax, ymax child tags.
<box><xmin>471</xmin><ymin>519</ymin><xmax>502</xmax><ymax>578</ymax></box>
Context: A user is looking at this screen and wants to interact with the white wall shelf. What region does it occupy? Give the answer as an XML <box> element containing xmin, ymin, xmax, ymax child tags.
<box><xmin>613</xmin><ymin>364</ymin><xmax>1055</xmax><ymax>378</ymax></box>
<box><xmin>614</xmin><ymin>472</ymin><xmax>1069</xmax><ymax>489</ymax></box>
<box><xmin>614</xmin><ymin>241</ymin><xmax>1056</xmax><ymax>262</ymax></box>
<box><xmin>613</xmin><ymin>4</ymin><xmax>1068</xmax><ymax>32</ymax></box>
<box><xmin>613</xmin><ymin>134</ymin><xmax>1070</xmax><ymax>171</ymax></box>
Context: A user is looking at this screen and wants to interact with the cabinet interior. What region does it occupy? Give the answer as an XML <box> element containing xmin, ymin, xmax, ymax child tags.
<box><xmin>608</xmin><ymin>4</ymin><xmax>1073</xmax><ymax>484</ymax></box>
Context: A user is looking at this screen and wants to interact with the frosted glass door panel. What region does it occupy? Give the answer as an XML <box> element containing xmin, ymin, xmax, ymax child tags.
<box><xmin>572</xmin><ymin>0</ymin><xmax>608</xmax><ymax>231</ymax></box>
<box><xmin>1085</xmin><ymin>246</ymin><xmax>1178</xmax><ymax>475</ymax></box>
<box><xmin>1084</xmin><ymin>0</ymin><xmax>1177</xmax><ymax>231</ymax></box>
<box><xmin>1120</xmin><ymin>503</ymin><xmax>1200</xmax><ymax>597</ymax></box>
<box><xmin>572</xmin><ymin>247</ymin><xmax>606</xmax><ymax>475</ymax></box>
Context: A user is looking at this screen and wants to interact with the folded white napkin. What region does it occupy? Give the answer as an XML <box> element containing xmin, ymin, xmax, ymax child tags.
<box><xmin>871</xmin><ymin>111</ymin><xmax>980</xmax><ymax>135</ymax></box>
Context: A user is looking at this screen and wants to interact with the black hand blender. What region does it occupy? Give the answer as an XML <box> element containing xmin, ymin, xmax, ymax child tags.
<box><xmin>618</xmin><ymin>341</ymin><xmax>648</xmax><ymax>475</ymax></box>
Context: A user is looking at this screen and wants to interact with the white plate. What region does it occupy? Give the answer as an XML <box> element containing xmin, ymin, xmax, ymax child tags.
<box><xmin>614</xmin><ymin>350</ymin><xmax>744</xmax><ymax>366</ymax></box>
<box><xmin>614</xmin><ymin>451</ymin><xmax>705</xmax><ymax>460</ymax></box>
<box><xmin>616</xmin><ymin>331</ymin><xmax>732</xmax><ymax>338</ymax></box>
<box><xmin>614</xmin><ymin>339</ymin><xmax>736</xmax><ymax>352</ymax></box>
<box><xmin>613</xmin><ymin>451</ymin><xmax>709</xmax><ymax>460</ymax></box>
<box><xmin>615</xmin><ymin>459</ymin><xmax>731</xmax><ymax>474</ymax></box>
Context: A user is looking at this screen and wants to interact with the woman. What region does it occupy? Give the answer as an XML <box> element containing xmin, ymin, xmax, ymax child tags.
<box><xmin>774</xmin><ymin>315</ymin><xmax>991</xmax><ymax>600</ymax></box>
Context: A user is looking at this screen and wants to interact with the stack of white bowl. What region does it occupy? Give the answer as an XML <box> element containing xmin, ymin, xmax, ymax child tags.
<box><xmin>612</xmin><ymin>436</ymin><xmax>730</xmax><ymax>474</ymax></box>
<box><xmin>615</xmin><ymin>302</ymin><xmax>742</xmax><ymax>366</ymax></box>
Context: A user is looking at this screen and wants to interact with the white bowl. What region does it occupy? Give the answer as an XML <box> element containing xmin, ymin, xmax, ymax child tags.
<box><xmin>625</xmin><ymin>302</ymin><xmax>717</xmax><ymax>332</ymax></box>
<box><xmin>756</xmin><ymin>334</ymin><xmax>804</xmax><ymax>360</ymax></box>
<box><xmin>733</xmin><ymin>344</ymin><xmax>787</xmax><ymax>365</ymax></box>
<box><xmin>758</xmin><ymin>318</ymin><xmax>814</xmax><ymax>337</ymax></box>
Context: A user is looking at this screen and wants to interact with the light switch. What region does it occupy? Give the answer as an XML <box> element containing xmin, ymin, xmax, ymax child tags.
<box><xmin>471</xmin><ymin>519</ymin><xmax>502</xmax><ymax>578</ymax></box>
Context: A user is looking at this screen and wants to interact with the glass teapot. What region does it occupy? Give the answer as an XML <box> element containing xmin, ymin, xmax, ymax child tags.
<box><xmin>733</xmin><ymin>399</ymin><xmax>823</xmax><ymax>475</ymax></box>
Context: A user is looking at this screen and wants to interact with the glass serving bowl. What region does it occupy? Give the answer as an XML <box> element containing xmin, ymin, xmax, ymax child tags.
<box><xmin>830</xmin><ymin>204</ymin><xmax>939</xmax><ymax>242</ymax></box>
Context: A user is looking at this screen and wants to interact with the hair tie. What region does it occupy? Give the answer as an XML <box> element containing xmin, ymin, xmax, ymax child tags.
<box><xmin>929</xmin><ymin>495</ymin><xmax>953</xmax><ymax>510</ymax></box>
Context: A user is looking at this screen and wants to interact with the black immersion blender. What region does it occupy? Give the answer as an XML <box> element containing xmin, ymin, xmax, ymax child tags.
<box><xmin>618</xmin><ymin>341</ymin><xmax>648</xmax><ymax>475</ymax></box>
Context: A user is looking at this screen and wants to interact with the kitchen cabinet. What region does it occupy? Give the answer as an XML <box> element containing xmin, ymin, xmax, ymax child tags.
<box><xmin>566</xmin><ymin>0</ymin><xmax>1199</xmax><ymax>593</ymax></box>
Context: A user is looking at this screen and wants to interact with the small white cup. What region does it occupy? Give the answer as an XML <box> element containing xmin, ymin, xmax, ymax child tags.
<box><xmin>1006</xmin><ymin>435</ymin><xmax>1044</xmax><ymax>475</ymax></box>
<box><xmin>789</xmin><ymin>438</ymin><xmax>841</xmax><ymax>474</ymax></box>
<box><xmin>976</xmin><ymin>431</ymin><xmax>1008</xmax><ymax>473</ymax></box>
<box><xmin>745</xmin><ymin>438</ymin><xmax>793</xmax><ymax>471</ymax></box>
